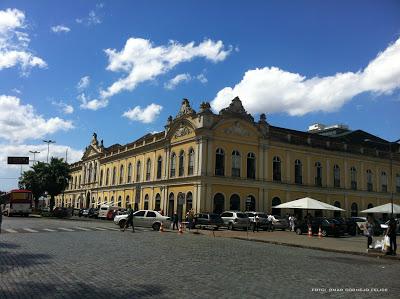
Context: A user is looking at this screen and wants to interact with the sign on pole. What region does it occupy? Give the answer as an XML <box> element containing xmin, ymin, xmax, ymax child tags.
<box><xmin>7</xmin><ymin>156</ymin><xmax>29</xmax><ymax>164</ymax></box>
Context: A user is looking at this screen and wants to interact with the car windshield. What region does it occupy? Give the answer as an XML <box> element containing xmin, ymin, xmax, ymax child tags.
<box><xmin>237</xmin><ymin>213</ymin><xmax>248</xmax><ymax>218</ymax></box>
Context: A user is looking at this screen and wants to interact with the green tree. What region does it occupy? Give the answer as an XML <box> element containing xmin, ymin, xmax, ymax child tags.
<box><xmin>19</xmin><ymin>163</ymin><xmax>46</xmax><ymax>209</ymax></box>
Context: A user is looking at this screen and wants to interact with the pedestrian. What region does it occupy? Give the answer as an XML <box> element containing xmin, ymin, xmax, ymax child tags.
<box><xmin>253</xmin><ymin>214</ymin><xmax>260</xmax><ymax>232</ymax></box>
<box><xmin>172</xmin><ymin>212</ymin><xmax>179</xmax><ymax>230</ymax></box>
<box><xmin>365</xmin><ymin>216</ymin><xmax>374</xmax><ymax>249</ymax></box>
<box><xmin>188</xmin><ymin>209</ymin><xmax>195</xmax><ymax>230</ymax></box>
<box><xmin>267</xmin><ymin>214</ymin><xmax>274</xmax><ymax>232</ymax></box>
<box><xmin>289</xmin><ymin>215</ymin><xmax>296</xmax><ymax>232</ymax></box>
<box><xmin>122</xmin><ymin>204</ymin><xmax>135</xmax><ymax>232</ymax></box>
<box><xmin>385</xmin><ymin>218</ymin><xmax>397</xmax><ymax>256</ymax></box>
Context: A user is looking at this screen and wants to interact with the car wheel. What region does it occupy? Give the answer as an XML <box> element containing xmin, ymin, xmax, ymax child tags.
<box><xmin>152</xmin><ymin>223</ymin><xmax>161</xmax><ymax>231</ymax></box>
<box><xmin>228</xmin><ymin>223</ymin><xmax>233</xmax><ymax>230</ymax></box>
<box><xmin>119</xmin><ymin>220</ymin><xmax>126</xmax><ymax>229</ymax></box>
<box><xmin>296</xmin><ymin>228</ymin><xmax>302</xmax><ymax>235</ymax></box>
<box><xmin>321</xmin><ymin>230</ymin><xmax>327</xmax><ymax>237</ymax></box>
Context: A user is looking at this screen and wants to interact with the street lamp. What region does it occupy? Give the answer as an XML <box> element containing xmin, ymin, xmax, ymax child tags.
<box><xmin>43</xmin><ymin>140</ymin><xmax>56</xmax><ymax>163</ymax></box>
<box><xmin>29</xmin><ymin>150</ymin><xmax>40</xmax><ymax>165</ymax></box>
<box><xmin>364</xmin><ymin>139</ymin><xmax>394</xmax><ymax>217</ymax></box>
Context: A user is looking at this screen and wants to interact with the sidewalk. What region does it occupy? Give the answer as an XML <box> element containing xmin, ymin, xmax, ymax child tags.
<box><xmin>189</xmin><ymin>228</ymin><xmax>400</xmax><ymax>260</ymax></box>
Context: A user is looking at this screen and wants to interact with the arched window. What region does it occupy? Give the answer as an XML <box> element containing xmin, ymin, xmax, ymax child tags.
<box><xmin>188</xmin><ymin>148</ymin><xmax>195</xmax><ymax>175</ymax></box>
<box><xmin>93</xmin><ymin>162</ymin><xmax>97</xmax><ymax>182</ymax></box>
<box><xmin>295</xmin><ymin>159</ymin><xmax>302</xmax><ymax>184</ymax></box>
<box><xmin>99</xmin><ymin>170</ymin><xmax>103</xmax><ymax>186</ymax></box>
<box><xmin>366</xmin><ymin>169</ymin><xmax>373</xmax><ymax>191</ymax></box>
<box><xmin>105</xmin><ymin>169</ymin><xmax>109</xmax><ymax>185</ymax></box>
<box><xmin>246</xmin><ymin>195</ymin><xmax>256</xmax><ymax>211</ymax></box>
<box><xmin>333</xmin><ymin>164</ymin><xmax>340</xmax><ymax>188</ymax></box>
<box><xmin>157</xmin><ymin>156</ymin><xmax>162</xmax><ymax>179</ymax></box>
<box><xmin>215</xmin><ymin>148</ymin><xmax>225</xmax><ymax>176</ymax></box>
<box><xmin>136</xmin><ymin>160</ymin><xmax>141</xmax><ymax>182</ymax></box>
<box><xmin>104</xmin><ymin>196</ymin><xmax>107</xmax><ymax>205</ymax></box>
<box><xmin>155</xmin><ymin>193</ymin><xmax>161</xmax><ymax>211</ymax></box>
<box><xmin>118</xmin><ymin>196</ymin><xmax>122</xmax><ymax>207</ymax></box>
<box><xmin>381</xmin><ymin>171</ymin><xmax>387</xmax><ymax>192</ymax></box>
<box><xmin>146</xmin><ymin>158</ymin><xmax>151</xmax><ymax>181</ymax></box>
<box><xmin>97</xmin><ymin>197</ymin><xmax>101</xmax><ymax>208</ymax></box>
<box><xmin>351</xmin><ymin>203</ymin><xmax>358</xmax><ymax>217</ymax></box>
<box><xmin>110</xmin><ymin>196</ymin><xmax>114</xmax><ymax>206</ymax></box>
<box><xmin>79</xmin><ymin>175</ymin><xmax>81</xmax><ymax>188</ymax></box>
<box><xmin>273</xmin><ymin>156</ymin><xmax>281</xmax><ymax>181</ymax></box>
<box><xmin>119</xmin><ymin>165</ymin><xmax>124</xmax><ymax>184</ymax></box>
<box><xmin>179</xmin><ymin>150</ymin><xmax>185</xmax><ymax>176</ymax></box>
<box><xmin>231</xmin><ymin>150</ymin><xmax>241</xmax><ymax>177</ymax></box>
<box><xmin>144</xmin><ymin>194</ymin><xmax>149</xmax><ymax>210</ymax></box>
<box><xmin>88</xmin><ymin>163</ymin><xmax>92</xmax><ymax>183</ymax></box>
<box><xmin>333</xmin><ymin>201</ymin><xmax>341</xmax><ymax>218</ymax></box>
<box><xmin>367</xmin><ymin>203</ymin><xmax>373</xmax><ymax>209</ymax></box>
<box><xmin>170</xmin><ymin>153</ymin><xmax>176</xmax><ymax>177</ymax></box>
<box><xmin>350</xmin><ymin>167</ymin><xmax>357</xmax><ymax>190</ymax></box>
<box><xmin>213</xmin><ymin>193</ymin><xmax>225</xmax><ymax>214</ymax></box>
<box><xmin>168</xmin><ymin>193</ymin><xmax>175</xmax><ymax>218</ymax></box>
<box><xmin>247</xmin><ymin>153</ymin><xmax>256</xmax><ymax>179</ymax></box>
<box><xmin>74</xmin><ymin>176</ymin><xmax>77</xmax><ymax>189</ymax></box>
<box><xmin>186</xmin><ymin>192</ymin><xmax>193</xmax><ymax>212</ymax></box>
<box><xmin>126</xmin><ymin>195</ymin><xmax>130</xmax><ymax>208</ymax></box>
<box><xmin>271</xmin><ymin>197</ymin><xmax>281</xmax><ymax>216</ymax></box>
<box><xmin>230</xmin><ymin>194</ymin><xmax>240</xmax><ymax>210</ymax></box>
<box><xmin>127</xmin><ymin>163</ymin><xmax>132</xmax><ymax>182</ymax></box>
<box><xmin>315</xmin><ymin>162</ymin><xmax>322</xmax><ymax>186</ymax></box>
<box><xmin>83</xmin><ymin>166</ymin><xmax>86</xmax><ymax>184</ymax></box>
<box><xmin>112</xmin><ymin>167</ymin><xmax>116</xmax><ymax>185</ymax></box>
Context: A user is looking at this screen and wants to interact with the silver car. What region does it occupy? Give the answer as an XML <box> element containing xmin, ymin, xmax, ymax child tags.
<box><xmin>114</xmin><ymin>210</ymin><xmax>171</xmax><ymax>231</ymax></box>
<box><xmin>221</xmin><ymin>211</ymin><xmax>250</xmax><ymax>230</ymax></box>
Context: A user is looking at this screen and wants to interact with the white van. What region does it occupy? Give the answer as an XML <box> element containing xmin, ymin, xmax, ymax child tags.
<box><xmin>98</xmin><ymin>204</ymin><xmax>118</xmax><ymax>219</ymax></box>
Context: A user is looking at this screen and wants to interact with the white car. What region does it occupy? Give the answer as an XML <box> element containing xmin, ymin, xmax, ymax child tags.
<box><xmin>114</xmin><ymin>210</ymin><xmax>171</xmax><ymax>231</ymax></box>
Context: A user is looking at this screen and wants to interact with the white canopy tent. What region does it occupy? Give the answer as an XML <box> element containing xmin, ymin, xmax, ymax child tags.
<box><xmin>360</xmin><ymin>203</ymin><xmax>400</xmax><ymax>214</ymax></box>
<box><xmin>272</xmin><ymin>197</ymin><xmax>345</xmax><ymax>211</ymax></box>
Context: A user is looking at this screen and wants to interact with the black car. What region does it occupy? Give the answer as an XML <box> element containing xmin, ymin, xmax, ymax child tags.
<box><xmin>295</xmin><ymin>218</ymin><xmax>347</xmax><ymax>237</ymax></box>
<box><xmin>88</xmin><ymin>208</ymin><xmax>99</xmax><ymax>218</ymax></box>
<box><xmin>52</xmin><ymin>207</ymin><xmax>69</xmax><ymax>218</ymax></box>
<box><xmin>194</xmin><ymin>213</ymin><xmax>224</xmax><ymax>230</ymax></box>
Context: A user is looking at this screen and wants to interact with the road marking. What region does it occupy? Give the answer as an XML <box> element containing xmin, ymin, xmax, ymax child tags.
<box><xmin>4</xmin><ymin>228</ymin><xmax>18</xmax><ymax>233</ymax></box>
<box><xmin>94</xmin><ymin>227</ymin><xmax>107</xmax><ymax>231</ymax></box>
<box><xmin>23</xmin><ymin>228</ymin><xmax>39</xmax><ymax>233</ymax></box>
<box><xmin>74</xmin><ymin>227</ymin><xmax>91</xmax><ymax>231</ymax></box>
<box><xmin>42</xmin><ymin>228</ymin><xmax>56</xmax><ymax>232</ymax></box>
<box><xmin>58</xmin><ymin>227</ymin><xmax>75</xmax><ymax>232</ymax></box>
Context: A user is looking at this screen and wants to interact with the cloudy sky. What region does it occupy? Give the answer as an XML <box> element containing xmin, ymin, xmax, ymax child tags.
<box><xmin>1</xmin><ymin>0</ymin><xmax>400</xmax><ymax>191</ymax></box>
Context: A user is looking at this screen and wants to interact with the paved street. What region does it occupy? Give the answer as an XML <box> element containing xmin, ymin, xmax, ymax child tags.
<box><xmin>1</xmin><ymin>217</ymin><xmax>399</xmax><ymax>299</ymax></box>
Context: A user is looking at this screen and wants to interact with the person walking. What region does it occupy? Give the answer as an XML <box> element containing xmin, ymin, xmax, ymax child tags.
<box><xmin>365</xmin><ymin>216</ymin><xmax>374</xmax><ymax>250</ymax></box>
<box><xmin>386</xmin><ymin>218</ymin><xmax>397</xmax><ymax>256</ymax></box>
<box><xmin>253</xmin><ymin>214</ymin><xmax>260</xmax><ymax>232</ymax></box>
<box><xmin>122</xmin><ymin>204</ymin><xmax>135</xmax><ymax>232</ymax></box>
<box><xmin>188</xmin><ymin>209</ymin><xmax>195</xmax><ymax>230</ymax></box>
<box><xmin>267</xmin><ymin>214</ymin><xmax>274</xmax><ymax>232</ymax></box>
<box><xmin>172</xmin><ymin>212</ymin><xmax>179</xmax><ymax>230</ymax></box>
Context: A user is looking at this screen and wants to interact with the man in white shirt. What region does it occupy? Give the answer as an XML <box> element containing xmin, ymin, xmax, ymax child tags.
<box><xmin>267</xmin><ymin>214</ymin><xmax>275</xmax><ymax>232</ymax></box>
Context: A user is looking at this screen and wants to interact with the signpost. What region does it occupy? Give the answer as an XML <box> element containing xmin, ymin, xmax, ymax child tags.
<box><xmin>7</xmin><ymin>156</ymin><xmax>29</xmax><ymax>165</ymax></box>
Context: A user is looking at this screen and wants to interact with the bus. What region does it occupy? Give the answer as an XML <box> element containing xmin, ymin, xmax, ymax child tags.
<box><xmin>0</xmin><ymin>189</ymin><xmax>33</xmax><ymax>217</ymax></box>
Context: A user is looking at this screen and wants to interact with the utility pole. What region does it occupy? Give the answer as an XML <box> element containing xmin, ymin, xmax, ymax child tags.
<box><xmin>43</xmin><ymin>140</ymin><xmax>56</xmax><ymax>163</ymax></box>
<box><xmin>29</xmin><ymin>150</ymin><xmax>40</xmax><ymax>165</ymax></box>
<box><xmin>65</xmin><ymin>148</ymin><xmax>68</xmax><ymax>163</ymax></box>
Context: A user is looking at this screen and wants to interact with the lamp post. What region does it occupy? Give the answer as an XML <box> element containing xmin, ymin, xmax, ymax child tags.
<box><xmin>29</xmin><ymin>150</ymin><xmax>40</xmax><ymax>165</ymax></box>
<box><xmin>43</xmin><ymin>140</ymin><xmax>56</xmax><ymax>163</ymax></box>
<box><xmin>364</xmin><ymin>139</ymin><xmax>394</xmax><ymax>217</ymax></box>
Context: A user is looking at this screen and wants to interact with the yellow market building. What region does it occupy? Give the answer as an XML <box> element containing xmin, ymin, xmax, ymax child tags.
<box><xmin>57</xmin><ymin>97</ymin><xmax>400</xmax><ymax>220</ymax></box>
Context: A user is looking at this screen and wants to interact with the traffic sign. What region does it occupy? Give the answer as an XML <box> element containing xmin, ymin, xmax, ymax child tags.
<box><xmin>7</xmin><ymin>156</ymin><xmax>29</xmax><ymax>164</ymax></box>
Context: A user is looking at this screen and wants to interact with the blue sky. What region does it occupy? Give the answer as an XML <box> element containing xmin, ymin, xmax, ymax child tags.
<box><xmin>1</xmin><ymin>0</ymin><xmax>400</xmax><ymax>190</ymax></box>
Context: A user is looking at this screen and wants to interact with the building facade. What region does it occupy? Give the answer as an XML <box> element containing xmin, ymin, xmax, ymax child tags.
<box><xmin>57</xmin><ymin>97</ymin><xmax>400</xmax><ymax>219</ymax></box>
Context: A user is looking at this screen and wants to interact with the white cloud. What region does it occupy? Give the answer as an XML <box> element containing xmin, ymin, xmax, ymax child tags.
<box><xmin>122</xmin><ymin>103</ymin><xmax>163</xmax><ymax>123</ymax></box>
<box><xmin>0</xmin><ymin>95</ymin><xmax>74</xmax><ymax>143</ymax></box>
<box><xmin>0</xmin><ymin>8</ymin><xmax>46</xmax><ymax>74</ymax></box>
<box><xmin>100</xmin><ymin>38</ymin><xmax>231</xmax><ymax>100</ymax></box>
<box><xmin>77</xmin><ymin>75</ymin><xmax>90</xmax><ymax>90</ymax></box>
<box><xmin>196</xmin><ymin>73</ymin><xmax>208</xmax><ymax>84</ymax></box>
<box><xmin>76</xmin><ymin>5</ymin><xmax>103</xmax><ymax>26</ymax></box>
<box><xmin>211</xmin><ymin>38</ymin><xmax>400</xmax><ymax>116</ymax></box>
<box><xmin>164</xmin><ymin>73</ymin><xmax>191</xmax><ymax>90</ymax></box>
<box><xmin>0</xmin><ymin>143</ymin><xmax>83</xmax><ymax>190</ymax></box>
<box><xmin>51</xmin><ymin>25</ymin><xmax>71</xmax><ymax>33</ymax></box>
<box><xmin>11</xmin><ymin>88</ymin><xmax>21</xmax><ymax>94</ymax></box>
<box><xmin>52</xmin><ymin>101</ymin><xmax>74</xmax><ymax>114</ymax></box>
<box><xmin>77</xmin><ymin>93</ymin><xmax>108</xmax><ymax>110</ymax></box>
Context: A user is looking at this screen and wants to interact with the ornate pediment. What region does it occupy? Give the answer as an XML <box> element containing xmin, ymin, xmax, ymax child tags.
<box><xmin>219</xmin><ymin>96</ymin><xmax>254</xmax><ymax>122</ymax></box>
<box><xmin>176</xmin><ymin>99</ymin><xmax>196</xmax><ymax>118</ymax></box>
<box><xmin>82</xmin><ymin>132</ymin><xmax>104</xmax><ymax>160</ymax></box>
<box><xmin>223</xmin><ymin>121</ymin><xmax>252</xmax><ymax>137</ymax></box>
<box><xmin>173</xmin><ymin>123</ymin><xmax>193</xmax><ymax>139</ymax></box>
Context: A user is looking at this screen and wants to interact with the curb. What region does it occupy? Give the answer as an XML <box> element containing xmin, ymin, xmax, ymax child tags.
<box><xmin>230</xmin><ymin>237</ymin><xmax>400</xmax><ymax>261</ymax></box>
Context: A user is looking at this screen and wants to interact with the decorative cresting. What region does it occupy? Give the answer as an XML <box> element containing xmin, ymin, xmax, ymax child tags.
<box><xmin>219</xmin><ymin>96</ymin><xmax>254</xmax><ymax>122</ymax></box>
<box><xmin>224</xmin><ymin>121</ymin><xmax>252</xmax><ymax>137</ymax></box>
<box><xmin>82</xmin><ymin>132</ymin><xmax>104</xmax><ymax>159</ymax></box>
<box><xmin>174</xmin><ymin>122</ymin><xmax>192</xmax><ymax>138</ymax></box>
<box><xmin>199</xmin><ymin>101</ymin><xmax>212</xmax><ymax>113</ymax></box>
<box><xmin>177</xmin><ymin>98</ymin><xmax>196</xmax><ymax>118</ymax></box>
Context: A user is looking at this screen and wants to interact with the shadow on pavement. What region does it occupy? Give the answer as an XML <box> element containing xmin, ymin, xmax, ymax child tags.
<box><xmin>0</xmin><ymin>241</ymin><xmax>21</xmax><ymax>249</ymax></box>
<box><xmin>0</xmin><ymin>281</ymin><xmax>166</xmax><ymax>298</ymax></box>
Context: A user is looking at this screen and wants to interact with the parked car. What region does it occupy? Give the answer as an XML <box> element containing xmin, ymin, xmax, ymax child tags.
<box><xmin>194</xmin><ymin>213</ymin><xmax>224</xmax><ymax>230</ymax></box>
<box><xmin>98</xmin><ymin>205</ymin><xmax>118</xmax><ymax>219</ymax></box>
<box><xmin>295</xmin><ymin>218</ymin><xmax>347</xmax><ymax>237</ymax></box>
<box><xmin>88</xmin><ymin>208</ymin><xmax>99</xmax><ymax>218</ymax></box>
<box><xmin>52</xmin><ymin>207</ymin><xmax>69</xmax><ymax>218</ymax></box>
<box><xmin>114</xmin><ymin>210</ymin><xmax>171</xmax><ymax>231</ymax></box>
<box><xmin>270</xmin><ymin>215</ymin><xmax>289</xmax><ymax>231</ymax></box>
<box><xmin>220</xmin><ymin>211</ymin><xmax>250</xmax><ymax>230</ymax></box>
<box><xmin>40</xmin><ymin>207</ymin><xmax>51</xmax><ymax>217</ymax></box>
<box><xmin>245</xmin><ymin>212</ymin><xmax>269</xmax><ymax>230</ymax></box>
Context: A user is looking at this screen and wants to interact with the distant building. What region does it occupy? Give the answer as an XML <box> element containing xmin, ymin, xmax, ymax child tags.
<box><xmin>57</xmin><ymin>97</ymin><xmax>400</xmax><ymax>219</ymax></box>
